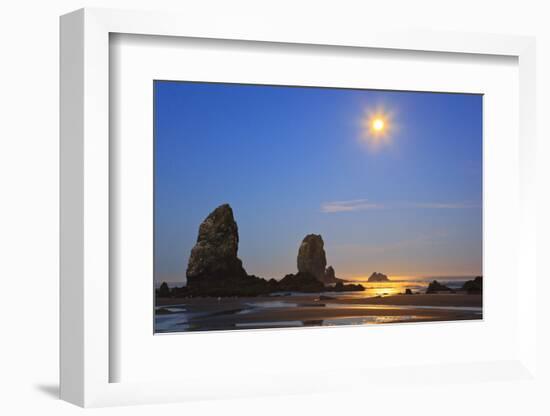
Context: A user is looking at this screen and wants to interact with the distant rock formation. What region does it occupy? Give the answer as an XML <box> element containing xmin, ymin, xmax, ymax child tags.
<box><xmin>405</xmin><ymin>288</ymin><xmax>413</xmax><ymax>295</ymax></box>
<box><xmin>157</xmin><ymin>282</ymin><xmax>171</xmax><ymax>298</ymax></box>
<box><xmin>426</xmin><ymin>280</ymin><xmax>454</xmax><ymax>294</ymax></box>
<box><xmin>297</xmin><ymin>234</ymin><xmax>327</xmax><ymax>282</ymax></box>
<box><xmin>368</xmin><ymin>272</ymin><xmax>390</xmax><ymax>282</ymax></box>
<box><xmin>462</xmin><ymin>276</ymin><xmax>482</xmax><ymax>294</ymax></box>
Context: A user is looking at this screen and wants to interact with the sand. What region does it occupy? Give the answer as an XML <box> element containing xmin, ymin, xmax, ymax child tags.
<box><xmin>155</xmin><ymin>293</ymin><xmax>482</xmax><ymax>332</ymax></box>
<box><xmin>347</xmin><ymin>294</ymin><xmax>482</xmax><ymax>307</ymax></box>
<box><xmin>156</xmin><ymin>293</ymin><xmax>481</xmax><ymax>308</ymax></box>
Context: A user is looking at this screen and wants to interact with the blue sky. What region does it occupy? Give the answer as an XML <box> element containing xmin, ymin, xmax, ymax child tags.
<box><xmin>154</xmin><ymin>81</ymin><xmax>482</xmax><ymax>283</ymax></box>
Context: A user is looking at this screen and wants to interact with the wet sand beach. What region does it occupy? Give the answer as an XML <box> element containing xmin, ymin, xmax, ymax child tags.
<box><xmin>155</xmin><ymin>293</ymin><xmax>482</xmax><ymax>332</ymax></box>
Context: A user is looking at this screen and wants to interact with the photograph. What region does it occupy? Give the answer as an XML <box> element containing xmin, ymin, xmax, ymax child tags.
<box><xmin>153</xmin><ymin>80</ymin><xmax>483</xmax><ymax>333</ymax></box>
<box><xmin>2</xmin><ymin>0</ymin><xmax>541</xmax><ymax>412</ymax></box>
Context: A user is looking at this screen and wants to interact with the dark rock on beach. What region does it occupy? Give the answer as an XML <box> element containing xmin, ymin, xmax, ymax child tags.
<box><xmin>405</xmin><ymin>288</ymin><xmax>413</xmax><ymax>295</ymax></box>
<box><xmin>462</xmin><ymin>276</ymin><xmax>483</xmax><ymax>294</ymax></box>
<box><xmin>157</xmin><ymin>281</ymin><xmax>171</xmax><ymax>298</ymax></box>
<box><xmin>170</xmin><ymin>285</ymin><xmax>189</xmax><ymax>297</ymax></box>
<box><xmin>333</xmin><ymin>281</ymin><xmax>365</xmax><ymax>292</ymax></box>
<box><xmin>278</xmin><ymin>272</ymin><xmax>325</xmax><ymax>293</ymax></box>
<box><xmin>368</xmin><ymin>272</ymin><xmax>390</xmax><ymax>282</ymax></box>
<box><xmin>426</xmin><ymin>280</ymin><xmax>454</xmax><ymax>294</ymax></box>
<box><xmin>337</xmin><ymin>283</ymin><xmax>364</xmax><ymax>292</ymax></box>
<box><xmin>276</xmin><ymin>273</ymin><xmax>364</xmax><ymax>293</ymax></box>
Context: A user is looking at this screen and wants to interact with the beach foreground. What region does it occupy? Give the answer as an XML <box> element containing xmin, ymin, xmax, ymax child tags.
<box><xmin>155</xmin><ymin>293</ymin><xmax>482</xmax><ymax>332</ymax></box>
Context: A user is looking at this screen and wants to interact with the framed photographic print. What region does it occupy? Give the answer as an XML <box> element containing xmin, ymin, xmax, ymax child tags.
<box><xmin>153</xmin><ymin>81</ymin><xmax>483</xmax><ymax>334</ymax></box>
<box><xmin>60</xmin><ymin>8</ymin><xmax>538</xmax><ymax>408</ymax></box>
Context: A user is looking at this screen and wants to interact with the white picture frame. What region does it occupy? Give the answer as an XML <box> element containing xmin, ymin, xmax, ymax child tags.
<box><xmin>60</xmin><ymin>7</ymin><xmax>537</xmax><ymax>408</ymax></box>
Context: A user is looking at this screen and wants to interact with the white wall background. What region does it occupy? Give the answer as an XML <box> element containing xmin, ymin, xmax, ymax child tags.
<box><xmin>1</xmin><ymin>1</ymin><xmax>548</xmax><ymax>415</ymax></box>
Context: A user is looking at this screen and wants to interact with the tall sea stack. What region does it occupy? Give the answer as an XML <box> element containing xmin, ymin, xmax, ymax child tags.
<box><xmin>186</xmin><ymin>204</ymin><xmax>248</xmax><ymax>290</ymax></box>
<box><xmin>297</xmin><ymin>234</ymin><xmax>327</xmax><ymax>282</ymax></box>
<box><xmin>180</xmin><ymin>206</ymin><xmax>363</xmax><ymax>296</ymax></box>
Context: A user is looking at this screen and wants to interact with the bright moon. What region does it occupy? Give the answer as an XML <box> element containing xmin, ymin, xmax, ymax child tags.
<box><xmin>360</xmin><ymin>108</ymin><xmax>395</xmax><ymax>151</ymax></box>
<box><xmin>373</xmin><ymin>119</ymin><xmax>384</xmax><ymax>131</ymax></box>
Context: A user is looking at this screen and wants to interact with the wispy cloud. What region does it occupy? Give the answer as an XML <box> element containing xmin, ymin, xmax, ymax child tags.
<box><xmin>407</xmin><ymin>202</ymin><xmax>479</xmax><ymax>209</ymax></box>
<box><xmin>321</xmin><ymin>199</ymin><xmax>479</xmax><ymax>213</ymax></box>
<box><xmin>320</xmin><ymin>199</ymin><xmax>384</xmax><ymax>213</ymax></box>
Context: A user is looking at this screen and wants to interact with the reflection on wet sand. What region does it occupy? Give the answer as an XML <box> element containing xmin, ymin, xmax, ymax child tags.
<box><xmin>155</xmin><ymin>292</ymin><xmax>482</xmax><ymax>333</ymax></box>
